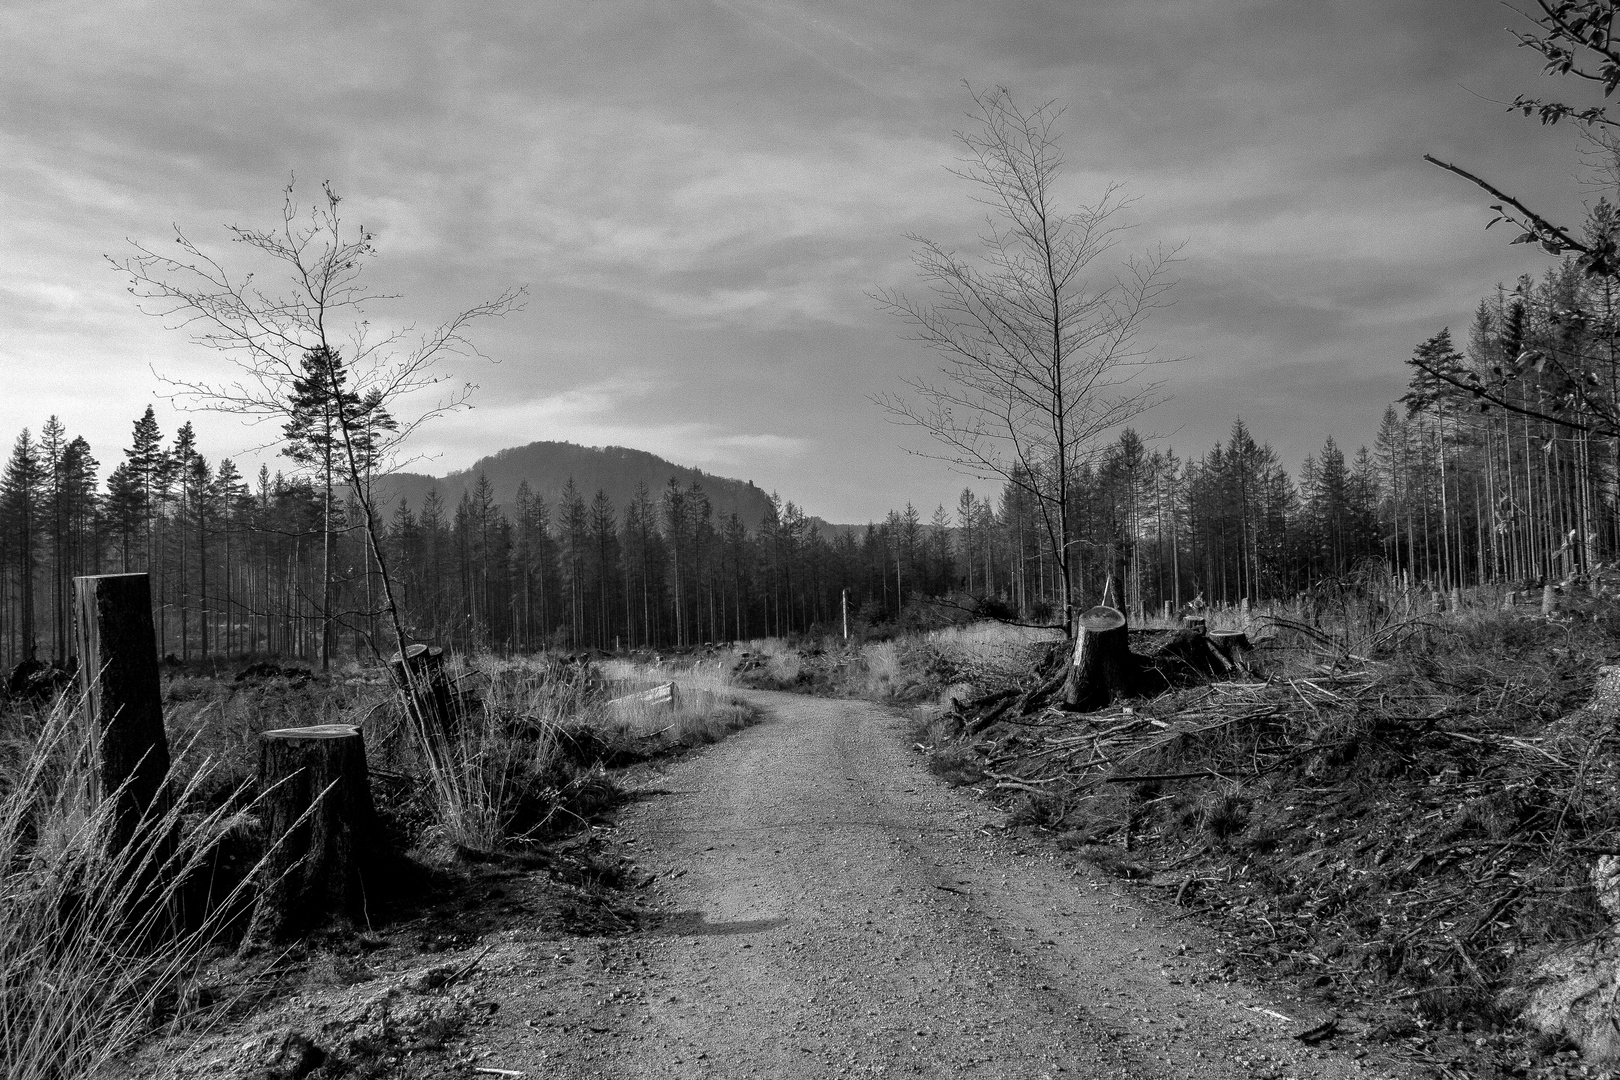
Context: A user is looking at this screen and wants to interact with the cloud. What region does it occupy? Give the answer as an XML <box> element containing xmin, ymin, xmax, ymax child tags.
<box><xmin>0</xmin><ymin>0</ymin><xmax>1606</xmax><ymax>520</ymax></box>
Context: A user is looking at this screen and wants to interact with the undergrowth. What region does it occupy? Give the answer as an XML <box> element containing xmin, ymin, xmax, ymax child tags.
<box><xmin>919</xmin><ymin>599</ymin><xmax>1620</xmax><ymax>1049</ymax></box>
<box><xmin>0</xmin><ymin>648</ymin><xmax>760</xmax><ymax>1078</ymax></box>
<box><xmin>730</xmin><ymin>623</ymin><xmax>1059</xmax><ymax>704</ymax></box>
<box><xmin>0</xmin><ymin>697</ymin><xmax>265</xmax><ymax>1080</ymax></box>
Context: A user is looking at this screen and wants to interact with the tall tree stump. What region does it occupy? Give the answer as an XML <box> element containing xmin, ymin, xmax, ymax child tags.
<box><xmin>248</xmin><ymin>724</ymin><xmax>378</xmax><ymax>944</ymax></box>
<box><xmin>1063</xmin><ymin>606</ymin><xmax>1137</xmax><ymax>711</ymax></box>
<box><xmin>74</xmin><ymin>573</ymin><xmax>171</xmax><ymax>853</ymax></box>
<box><xmin>389</xmin><ymin>644</ymin><xmax>458</xmax><ymax>751</ymax></box>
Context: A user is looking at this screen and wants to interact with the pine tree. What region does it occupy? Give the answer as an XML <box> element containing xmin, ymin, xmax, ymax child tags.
<box><xmin>213</xmin><ymin>458</ymin><xmax>247</xmax><ymax>657</ymax></box>
<box><xmin>589</xmin><ymin>490</ymin><xmax>619</xmax><ymax>649</ymax></box>
<box><xmin>1</xmin><ymin>431</ymin><xmax>44</xmax><ymax>661</ymax></box>
<box><xmin>283</xmin><ymin>348</ymin><xmax>360</xmax><ymax>670</ymax></box>
<box><xmin>560</xmin><ymin>480</ymin><xmax>589</xmax><ymax>649</ymax></box>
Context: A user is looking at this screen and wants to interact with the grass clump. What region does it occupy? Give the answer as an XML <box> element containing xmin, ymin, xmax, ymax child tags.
<box><xmin>0</xmin><ymin>698</ymin><xmax>264</xmax><ymax>1080</ymax></box>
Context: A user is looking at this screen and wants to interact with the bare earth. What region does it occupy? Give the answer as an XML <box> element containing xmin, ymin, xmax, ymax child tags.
<box><xmin>465</xmin><ymin>691</ymin><xmax>1397</xmax><ymax>1080</ymax></box>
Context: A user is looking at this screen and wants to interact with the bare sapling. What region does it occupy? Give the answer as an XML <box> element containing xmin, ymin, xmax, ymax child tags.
<box><xmin>112</xmin><ymin>180</ymin><xmax>523</xmax><ymax>779</ymax></box>
<box><xmin>873</xmin><ymin>85</ymin><xmax>1181</xmax><ymax>703</ymax></box>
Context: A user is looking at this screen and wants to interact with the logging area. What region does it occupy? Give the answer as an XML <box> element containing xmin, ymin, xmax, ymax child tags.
<box><xmin>896</xmin><ymin>584</ymin><xmax>1620</xmax><ymax>1080</ymax></box>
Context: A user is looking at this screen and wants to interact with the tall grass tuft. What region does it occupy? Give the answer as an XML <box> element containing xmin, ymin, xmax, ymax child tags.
<box><xmin>0</xmin><ymin>696</ymin><xmax>263</xmax><ymax>1080</ymax></box>
<box><xmin>411</xmin><ymin>652</ymin><xmax>597</xmax><ymax>854</ymax></box>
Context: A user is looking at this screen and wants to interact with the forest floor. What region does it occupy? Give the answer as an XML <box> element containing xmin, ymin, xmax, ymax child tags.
<box><xmin>141</xmin><ymin>690</ymin><xmax>1391</xmax><ymax>1080</ymax></box>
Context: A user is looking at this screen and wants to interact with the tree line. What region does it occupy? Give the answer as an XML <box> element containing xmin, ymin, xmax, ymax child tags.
<box><xmin>6</xmin><ymin>280</ymin><xmax>1611</xmax><ymax>673</ymax></box>
<box><xmin>0</xmin><ymin>406</ymin><xmax>979</xmax><ymax>669</ymax></box>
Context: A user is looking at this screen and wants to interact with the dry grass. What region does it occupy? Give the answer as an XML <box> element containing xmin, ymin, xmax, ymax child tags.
<box><xmin>725</xmin><ymin>624</ymin><xmax>1060</xmax><ymax>705</ymax></box>
<box><xmin>0</xmin><ymin>644</ymin><xmax>766</xmax><ymax>1079</ymax></box>
<box><xmin>919</xmin><ymin>622</ymin><xmax>1063</xmax><ymax>701</ymax></box>
<box><xmin>0</xmin><ymin>697</ymin><xmax>267</xmax><ymax>1080</ymax></box>
<box><xmin>407</xmin><ymin>652</ymin><xmax>600</xmax><ymax>853</ymax></box>
<box><xmin>597</xmin><ymin>655</ymin><xmax>760</xmax><ymax>750</ymax></box>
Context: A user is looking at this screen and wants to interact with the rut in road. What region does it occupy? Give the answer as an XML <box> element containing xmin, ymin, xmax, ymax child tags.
<box><xmin>474</xmin><ymin>691</ymin><xmax>1382</xmax><ymax>1080</ymax></box>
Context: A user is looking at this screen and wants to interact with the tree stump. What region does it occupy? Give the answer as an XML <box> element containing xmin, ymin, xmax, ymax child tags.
<box><xmin>389</xmin><ymin>644</ymin><xmax>459</xmax><ymax>751</ymax></box>
<box><xmin>247</xmin><ymin>724</ymin><xmax>378</xmax><ymax>944</ymax></box>
<box><xmin>74</xmin><ymin>573</ymin><xmax>171</xmax><ymax>854</ymax></box>
<box><xmin>1543</xmin><ymin>582</ymin><xmax>1558</xmax><ymax>617</ymax></box>
<box><xmin>1063</xmin><ymin>606</ymin><xmax>1137</xmax><ymax>711</ymax></box>
<box><xmin>1209</xmin><ymin>631</ymin><xmax>1255</xmax><ymax>675</ymax></box>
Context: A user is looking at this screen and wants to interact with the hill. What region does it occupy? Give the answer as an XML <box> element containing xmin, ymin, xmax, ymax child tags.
<box><xmin>373</xmin><ymin>441</ymin><xmax>855</xmax><ymax>535</ymax></box>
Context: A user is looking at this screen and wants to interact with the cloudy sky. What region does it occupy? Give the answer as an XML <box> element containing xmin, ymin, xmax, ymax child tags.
<box><xmin>0</xmin><ymin>0</ymin><xmax>1606</xmax><ymax>522</ymax></box>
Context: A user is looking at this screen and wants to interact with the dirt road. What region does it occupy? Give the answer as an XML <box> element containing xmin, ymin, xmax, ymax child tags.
<box><xmin>468</xmin><ymin>691</ymin><xmax>1391</xmax><ymax>1079</ymax></box>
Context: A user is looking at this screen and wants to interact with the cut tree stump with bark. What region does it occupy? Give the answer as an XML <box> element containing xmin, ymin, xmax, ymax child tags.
<box><xmin>247</xmin><ymin>724</ymin><xmax>380</xmax><ymax>945</ymax></box>
<box><xmin>1063</xmin><ymin>606</ymin><xmax>1138</xmax><ymax>711</ymax></box>
<box><xmin>389</xmin><ymin>643</ymin><xmax>460</xmax><ymax>755</ymax></box>
<box><xmin>1209</xmin><ymin>631</ymin><xmax>1254</xmax><ymax>673</ymax></box>
<box><xmin>74</xmin><ymin>573</ymin><xmax>171</xmax><ymax>854</ymax></box>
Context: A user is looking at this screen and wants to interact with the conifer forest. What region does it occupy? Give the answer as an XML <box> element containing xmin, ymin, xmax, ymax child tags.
<box><xmin>0</xmin><ymin>265</ymin><xmax>1608</xmax><ymax>671</ymax></box>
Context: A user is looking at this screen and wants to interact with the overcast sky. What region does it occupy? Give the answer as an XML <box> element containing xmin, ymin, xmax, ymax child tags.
<box><xmin>0</xmin><ymin>1</ymin><xmax>1607</xmax><ymax>522</ymax></box>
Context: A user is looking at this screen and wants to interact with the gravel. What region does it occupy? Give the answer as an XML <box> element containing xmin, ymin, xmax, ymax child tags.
<box><xmin>460</xmin><ymin>690</ymin><xmax>1408</xmax><ymax>1079</ymax></box>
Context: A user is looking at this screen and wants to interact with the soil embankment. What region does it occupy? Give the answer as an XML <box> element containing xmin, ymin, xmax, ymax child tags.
<box><xmin>461</xmin><ymin>690</ymin><xmax>1380</xmax><ymax>1079</ymax></box>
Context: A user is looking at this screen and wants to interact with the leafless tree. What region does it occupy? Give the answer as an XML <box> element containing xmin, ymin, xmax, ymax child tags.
<box><xmin>875</xmin><ymin>85</ymin><xmax>1183</xmax><ymax>635</ymax></box>
<box><xmin>111</xmin><ymin>180</ymin><xmax>524</xmax><ymax>677</ymax></box>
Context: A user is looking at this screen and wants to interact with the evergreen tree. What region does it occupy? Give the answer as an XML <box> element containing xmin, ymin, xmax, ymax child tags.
<box><xmin>1</xmin><ymin>431</ymin><xmax>44</xmax><ymax>660</ymax></box>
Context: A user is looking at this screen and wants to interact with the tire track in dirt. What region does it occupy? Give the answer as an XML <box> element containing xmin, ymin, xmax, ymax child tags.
<box><xmin>469</xmin><ymin>691</ymin><xmax>1394</xmax><ymax>1079</ymax></box>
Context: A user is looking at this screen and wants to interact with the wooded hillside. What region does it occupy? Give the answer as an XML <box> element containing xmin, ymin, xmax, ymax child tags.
<box><xmin>372</xmin><ymin>441</ymin><xmax>780</xmax><ymax>529</ymax></box>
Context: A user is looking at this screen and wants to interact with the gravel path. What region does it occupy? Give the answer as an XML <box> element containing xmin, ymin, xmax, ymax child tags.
<box><xmin>469</xmin><ymin>691</ymin><xmax>1396</xmax><ymax>1079</ymax></box>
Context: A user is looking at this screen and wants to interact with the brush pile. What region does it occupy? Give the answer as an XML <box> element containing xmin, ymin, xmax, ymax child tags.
<box><xmin>923</xmin><ymin>609</ymin><xmax>1620</xmax><ymax>1072</ymax></box>
<box><xmin>937</xmin><ymin>621</ymin><xmax>1257</xmax><ymax>735</ymax></box>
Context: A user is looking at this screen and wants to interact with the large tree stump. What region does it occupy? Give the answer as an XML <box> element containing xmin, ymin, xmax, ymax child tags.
<box><xmin>1063</xmin><ymin>606</ymin><xmax>1137</xmax><ymax>711</ymax></box>
<box><xmin>74</xmin><ymin>573</ymin><xmax>171</xmax><ymax>854</ymax></box>
<box><xmin>247</xmin><ymin>724</ymin><xmax>379</xmax><ymax>944</ymax></box>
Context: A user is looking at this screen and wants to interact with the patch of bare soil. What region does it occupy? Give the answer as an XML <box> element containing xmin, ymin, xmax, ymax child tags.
<box><xmin>128</xmin><ymin>831</ymin><xmax>648</xmax><ymax>1079</ymax></box>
